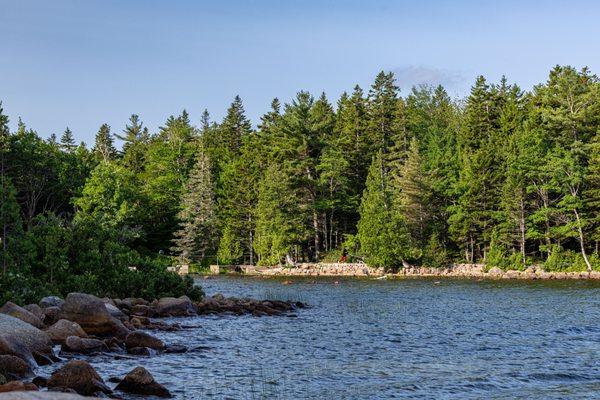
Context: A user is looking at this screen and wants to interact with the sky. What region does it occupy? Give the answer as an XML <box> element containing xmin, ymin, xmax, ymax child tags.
<box><xmin>2</xmin><ymin>0</ymin><xmax>600</xmax><ymax>145</ymax></box>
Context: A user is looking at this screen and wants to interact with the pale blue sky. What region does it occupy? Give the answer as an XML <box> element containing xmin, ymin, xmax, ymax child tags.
<box><xmin>1</xmin><ymin>0</ymin><xmax>599</xmax><ymax>144</ymax></box>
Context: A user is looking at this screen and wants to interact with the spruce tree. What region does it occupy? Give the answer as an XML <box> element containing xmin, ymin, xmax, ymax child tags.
<box><xmin>171</xmin><ymin>149</ymin><xmax>217</xmax><ymax>264</ymax></box>
<box><xmin>220</xmin><ymin>95</ymin><xmax>252</xmax><ymax>156</ymax></box>
<box><xmin>0</xmin><ymin>178</ymin><xmax>24</xmax><ymax>274</ymax></box>
<box><xmin>393</xmin><ymin>137</ymin><xmax>428</xmax><ymax>244</ymax></box>
<box><xmin>93</xmin><ymin>123</ymin><xmax>116</xmax><ymax>163</ymax></box>
<box><xmin>60</xmin><ymin>127</ymin><xmax>76</xmax><ymax>152</ymax></box>
<box><xmin>116</xmin><ymin>115</ymin><xmax>149</xmax><ymax>172</ymax></box>
<box><xmin>253</xmin><ymin>165</ymin><xmax>297</xmax><ymax>265</ymax></box>
<box><xmin>357</xmin><ymin>151</ymin><xmax>412</xmax><ymax>268</ymax></box>
<box><xmin>367</xmin><ymin>71</ymin><xmax>401</xmax><ymax>155</ymax></box>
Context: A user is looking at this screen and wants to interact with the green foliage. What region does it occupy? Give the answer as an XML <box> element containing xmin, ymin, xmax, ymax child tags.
<box><xmin>422</xmin><ymin>233</ymin><xmax>448</xmax><ymax>269</ymax></box>
<box><xmin>171</xmin><ymin>149</ymin><xmax>218</xmax><ymax>263</ymax></box>
<box><xmin>1</xmin><ymin>65</ymin><xmax>600</xmax><ymax>291</ymax></box>
<box><xmin>543</xmin><ymin>246</ymin><xmax>590</xmax><ymax>272</ymax></box>
<box><xmin>357</xmin><ymin>152</ymin><xmax>416</xmax><ymax>269</ymax></box>
<box><xmin>217</xmin><ymin>224</ymin><xmax>243</xmax><ymax>264</ymax></box>
<box><xmin>253</xmin><ymin>166</ymin><xmax>297</xmax><ymax>265</ymax></box>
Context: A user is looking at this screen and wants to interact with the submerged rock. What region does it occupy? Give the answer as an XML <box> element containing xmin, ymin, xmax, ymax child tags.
<box><xmin>58</xmin><ymin>293</ymin><xmax>129</xmax><ymax>338</ymax></box>
<box><xmin>47</xmin><ymin>360</ymin><xmax>111</xmax><ymax>396</ymax></box>
<box><xmin>115</xmin><ymin>366</ymin><xmax>171</xmax><ymax>397</ymax></box>
<box><xmin>0</xmin><ymin>302</ymin><xmax>45</xmax><ymax>329</ymax></box>
<box><xmin>126</xmin><ymin>347</ymin><xmax>153</xmax><ymax>356</ymax></box>
<box><xmin>125</xmin><ymin>331</ymin><xmax>165</xmax><ymax>351</ymax></box>
<box><xmin>46</xmin><ymin>320</ymin><xmax>88</xmax><ymax>345</ymax></box>
<box><xmin>0</xmin><ymin>314</ymin><xmax>54</xmax><ymax>367</ymax></box>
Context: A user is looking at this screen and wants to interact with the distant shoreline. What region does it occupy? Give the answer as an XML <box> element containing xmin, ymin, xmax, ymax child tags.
<box><xmin>207</xmin><ymin>263</ymin><xmax>600</xmax><ymax>280</ymax></box>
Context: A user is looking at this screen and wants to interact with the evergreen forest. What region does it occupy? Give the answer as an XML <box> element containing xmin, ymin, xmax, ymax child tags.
<box><xmin>2</xmin><ymin>65</ymin><xmax>600</xmax><ymax>302</ymax></box>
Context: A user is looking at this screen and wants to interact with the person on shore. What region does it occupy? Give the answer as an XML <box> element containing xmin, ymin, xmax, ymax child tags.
<box><xmin>339</xmin><ymin>248</ymin><xmax>348</xmax><ymax>263</ymax></box>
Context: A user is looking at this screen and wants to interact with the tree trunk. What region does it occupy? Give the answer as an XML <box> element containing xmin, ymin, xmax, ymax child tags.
<box><xmin>519</xmin><ymin>197</ymin><xmax>526</xmax><ymax>265</ymax></box>
<box><xmin>313</xmin><ymin>210</ymin><xmax>320</xmax><ymax>261</ymax></box>
<box><xmin>573</xmin><ymin>209</ymin><xmax>592</xmax><ymax>272</ymax></box>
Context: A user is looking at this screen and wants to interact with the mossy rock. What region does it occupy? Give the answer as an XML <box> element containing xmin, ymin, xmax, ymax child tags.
<box><xmin>0</xmin><ymin>373</ymin><xmax>6</xmax><ymax>385</ymax></box>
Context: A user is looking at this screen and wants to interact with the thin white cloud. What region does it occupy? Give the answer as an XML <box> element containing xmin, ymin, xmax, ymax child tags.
<box><xmin>391</xmin><ymin>65</ymin><xmax>466</xmax><ymax>92</ymax></box>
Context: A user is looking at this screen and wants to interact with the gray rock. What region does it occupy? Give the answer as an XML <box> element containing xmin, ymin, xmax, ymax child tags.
<box><xmin>154</xmin><ymin>296</ymin><xmax>197</xmax><ymax>317</ymax></box>
<box><xmin>61</xmin><ymin>336</ymin><xmax>108</xmax><ymax>354</ymax></box>
<box><xmin>124</xmin><ymin>331</ymin><xmax>164</xmax><ymax>351</ymax></box>
<box><xmin>0</xmin><ymin>302</ymin><xmax>45</xmax><ymax>329</ymax></box>
<box><xmin>115</xmin><ymin>366</ymin><xmax>171</xmax><ymax>397</ymax></box>
<box><xmin>58</xmin><ymin>293</ymin><xmax>129</xmax><ymax>338</ymax></box>
<box><xmin>103</xmin><ymin>303</ymin><xmax>127</xmax><ymax>322</ymax></box>
<box><xmin>45</xmin><ymin>320</ymin><xmax>88</xmax><ymax>345</ymax></box>
<box><xmin>39</xmin><ymin>297</ymin><xmax>64</xmax><ymax>309</ymax></box>
<box><xmin>0</xmin><ymin>355</ymin><xmax>33</xmax><ymax>379</ymax></box>
<box><xmin>0</xmin><ymin>314</ymin><xmax>54</xmax><ymax>367</ymax></box>
<box><xmin>42</xmin><ymin>307</ymin><xmax>60</xmax><ymax>326</ymax></box>
<box><xmin>22</xmin><ymin>305</ymin><xmax>45</xmax><ymax>322</ymax></box>
<box><xmin>47</xmin><ymin>360</ymin><xmax>111</xmax><ymax>396</ymax></box>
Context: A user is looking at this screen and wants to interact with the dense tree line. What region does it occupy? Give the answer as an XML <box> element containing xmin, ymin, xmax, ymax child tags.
<box><xmin>1</xmin><ymin>66</ymin><xmax>599</xmax><ymax>299</ymax></box>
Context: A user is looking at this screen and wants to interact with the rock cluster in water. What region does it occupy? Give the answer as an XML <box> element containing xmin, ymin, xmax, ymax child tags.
<box><xmin>0</xmin><ymin>292</ymin><xmax>304</xmax><ymax>398</ymax></box>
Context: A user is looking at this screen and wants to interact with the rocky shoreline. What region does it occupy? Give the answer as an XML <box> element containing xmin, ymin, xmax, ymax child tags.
<box><xmin>213</xmin><ymin>263</ymin><xmax>600</xmax><ymax>280</ymax></box>
<box><xmin>0</xmin><ymin>292</ymin><xmax>304</xmax><ymax>398</ymax></box>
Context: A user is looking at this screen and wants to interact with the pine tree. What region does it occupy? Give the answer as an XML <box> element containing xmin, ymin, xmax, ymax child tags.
<box><xmin>367</xmin><ymin>71</ymin><xmax>402</xmax><ymax>155</ymax></box>
<box><xmin>60</xmin><ymin>127</ymin><xmax>76</xmax><ymax>152</ymax></box>
<box><xmin>48</xmin><ymin>133</ymin><xmax>58</xmax><ymax>146</ymax></box>
<box><xmin>220</xmin><ymin>95</ymin><xmax>252</xmax><ymax>156</ymax></box>
<box><xmin>357</xmin><ymin>151</ymin><xmax>412</xmax><ymax>268</ymax></box>
<box><xmin>93</xmin><ymin>123</ymin><xmax>116</xmax><ymax>163</ymax></box>
<box><xmin>587</xmin><ymin>131</ymin><xmax>600</xmax><ymax>254</ymax></box>
<box><xmin>393</xmin><ymin>138</ymin><xmax>428</xmax><ymax>244</ymax></box>
<box><xmin>171</xmin><ymin>150</ymin><xmax>217</xmax><ymax>264</ymax></box>
<box><xmin>0</xmin><ymin>178</ymin><xmax>24</xmax><ymax>274</ymax></box>
<box><xmin>253</xmin><ymin>165</ymin><xmax>298</xmax><ymax>265</ymax></box>
<box><xmin>116</xmin><ymin>115</ymin><xmax>149</xmax><ymax>172</ymax></box>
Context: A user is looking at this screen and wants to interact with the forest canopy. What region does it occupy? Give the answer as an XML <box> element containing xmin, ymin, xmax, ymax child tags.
<box><xmin>1</xmin><ymin>65</ymin><xmax>599</xmax><ymax>302</ymax></box>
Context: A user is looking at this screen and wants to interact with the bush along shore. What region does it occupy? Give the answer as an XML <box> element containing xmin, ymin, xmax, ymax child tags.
<box><xmin>214</xmin><ymin>263</ymin><xmax>600</xmax><ymax>280</ymax></box>
<box><xmin>0</xmin><ymin>292</ymin><xmax>305</xmax><ymax>397</ymax></box>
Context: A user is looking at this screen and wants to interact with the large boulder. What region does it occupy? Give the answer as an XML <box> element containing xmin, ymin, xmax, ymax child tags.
<box><xmin>61</xmin><ymin>337</ymin><xmax>107</xmax><ymax>354</ymax></box>
<box><xmin>22</xmin><ymin>305</ymin><xmax>45</xmax><ymax>322</ymax></box>
<box><xmin>58</xmin><ymin>293</ymin><xmax>129</xmax><ymax>338</ymax></box>
<box><xmin>0</xmin><ymin>302</ymin><xmax>44</xmax><ymax>329</ymax></box>
<box><xmin>124</xmin><ymin>332</ymin><xmax>165</xmax><ymax>351</ymax></box>
<box><xmin>154</xmin><ymin>296</ymin><xmax>197</xmax><ymax>317</ymax></box>
<box><xmin>39</xmin><ymin>297</ymin><xmax>64</xmax><ymax>309</ymax></box>
<box><xmin>47</xmin><ymin>361</ymin><xmax>111</xmax><ymax>396</ymax></box>
<box><xmin>45</xmin><ymin>320</ymin><xmax>88</xmax><ymax>345</ymax></box>
<box><xmin>0</xmin><ymin>355</ymin><xmax>33</xmax><ymax>379</ymax></box>
<box><xmin>0</xmin><ymin>314</ymin><xmax>54</xmax><ymax>367</ymax></box>
<box><xmin>115</xmin><ymin>367</ymin><xmax>171</xmax><ymax>397</ymax></box>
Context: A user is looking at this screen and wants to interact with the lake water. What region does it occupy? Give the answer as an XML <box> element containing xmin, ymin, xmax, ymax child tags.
<box><xmin>48</xmin><ymin>276</ymin><xmax>600</xmax><ymax>399</ymax></box>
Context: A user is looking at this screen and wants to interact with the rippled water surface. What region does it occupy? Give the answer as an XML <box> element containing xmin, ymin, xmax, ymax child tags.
<box><xmin>48</xmin><ymin>276</ymin><xmax>600</xmax><ymax>399</ymax></box>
